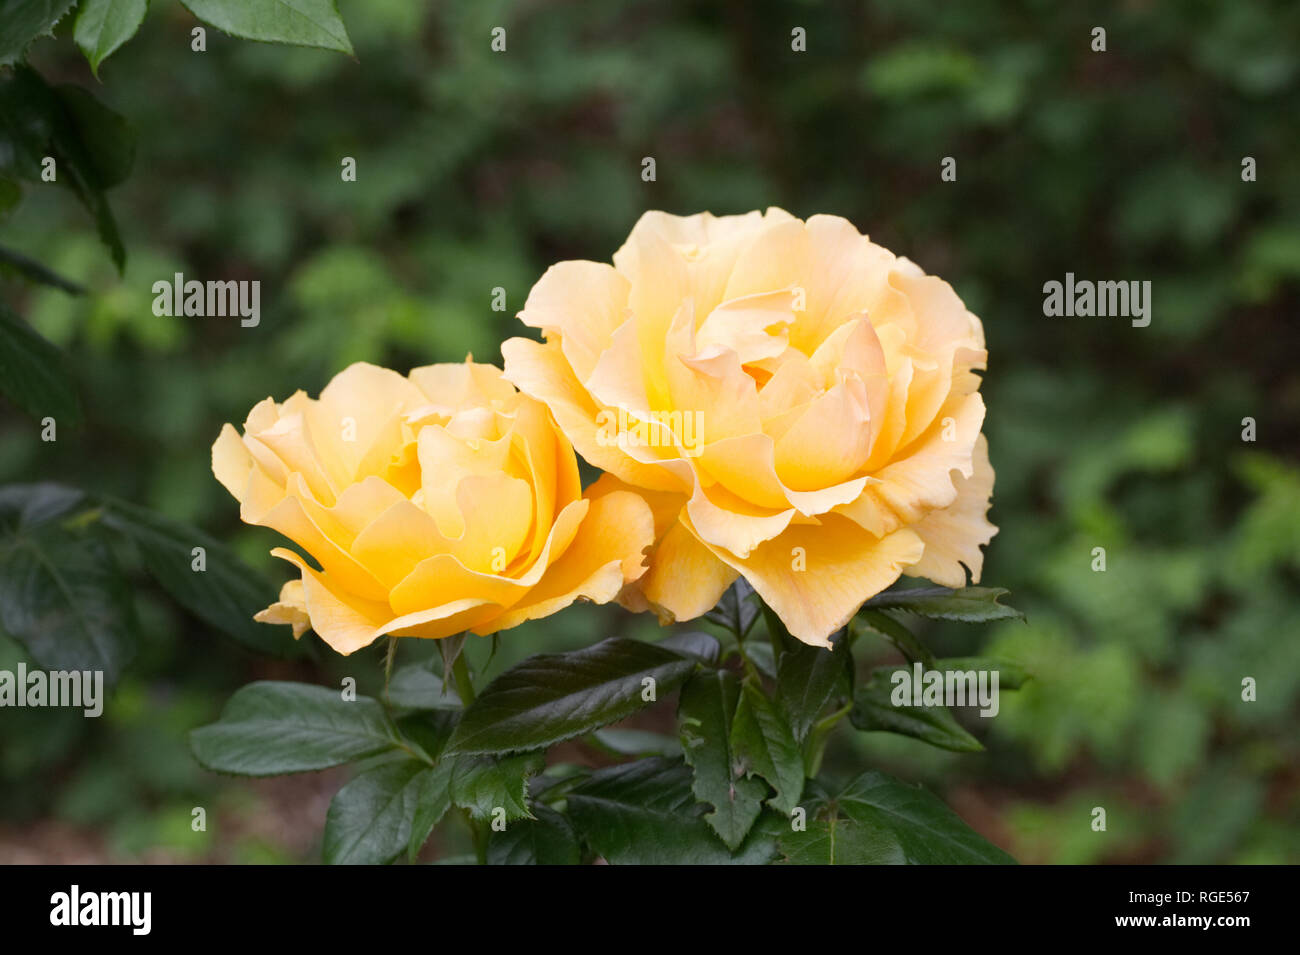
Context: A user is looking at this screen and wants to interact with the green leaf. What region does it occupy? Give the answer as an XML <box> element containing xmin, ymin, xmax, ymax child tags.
<box><xmin>862</xmin><ymin>586</ymin><xmax>1024</xmax><ymax>623</ymax></box>
<box><xmin>180</xmin><ymin>0</ymin><xmax>354</xmax><ymax>55</ymax></box>
<box><xmin>530</xmin><ymin>765</ymin><xmax>590</xmax><ymax>803</ymax></box>
<box><xmin>832</xmin><ymin>771</ymin><xmax>1016</xmax><ymax>864</ymax></box>
<box><xmin>74</xmin><ymin>0</ymin><xmax>148</xmax><ymax>76</ymax></box>
<box><xmin>743</xmin><ymin>639</ymin><xmax>777</xmax><ymax>680</ymax></box>
<box><xmin>324</xmin><ymin>760</ymin><xmax>439</xmax><ymax>865</ymax></box>
<box><xmin>406</xmin><ymin>759</ymin><xmax>455</xmax><ymax>861</ymax></box>
<box><xmin>449</xmin><ymin>753</ymin><xmax>544</xmax><ymax>822</ymax></box>
<box><xmin>729</xmin><ymin>677</ymin><xmax>804</xmax><ymax>814</ymax></box>
<box><xmin>0</xmin><ymin>67</ymin><xmax>51</xmax><ymax>177</ymax></box>
<box><xmin>767</xmin><ymin>608</ymin><xmax>853</xmax><ymax>741</ymax></box>
<box><xmin>100</xmin><ymin>497</ymin><xmax>290</xmax><ymax>657</ymax></box>
<box><xmin>445</xmin><ymin>637</ymin><xmax>698</xmax><ymax>755</ymax></box>
<box><xmin>38</xmin><ymin>84</ymin><xmax>131</xmax><ymax>266</ymax></box>
<box><xmin>778</xmin><ymin>811</ymin><xmax>905</xmax><ymax>865</ymax></box>
<box><xmin>487</xmin><ymin>804</ymin><xmax>581</xmax><ymax>865</ymax></box>
<box><xmin>849</xmin><ymin>658</ymin><xmax>1029</xmax><ymax>751</ymax></box>
<box><xmin>0</xmin><ymin>483</ymin><xmax>134</xmax><ymax>682</ymax></box>
<box><xmin>394</xmin><ymin>709</ymin><xmax>458</xmax><ymax>763</ymax></box>
<box><xmin>0</xmin><ymin>302</ymin><xmax>80</xmax><ymax>424</ymax></box>
<box><xmin>0</xmin><ymin>245</ymin><xmax>84</xmax><ymax>293</ymax></box>
<box><xmin>55</xmin><ymin>84</ymin><xmax>134</xmax><ymax>189</ymax></box>
<box><xmin>849</xmin><ymin>669</ymin><xmax>984</xmax><ymax>753</ymax></box>
<box><xmin>190</xmin><ymin>681</ymin><xmax>400</xmax><ymax>776</ymax></box>
<box><xmin>565</xmin><ymin>757</ymin><xmax>779</xmax><ymax>864</ymax></box>
<box><xmin>0</xmin><ymin>0</ymin><xmax>76</xmax><ymax>66</ymax></box>
<box><xmin>0</xmin><ymin>67</ymin><xmax>134</xmax><ymax>270</ymax></box>
<box><xmin>385</xmin><ymin>658</ymin><xmax>460</xmax><ymax>710</ymax></box>
<box><xmin>705</xmin><ymin>578</ymin><xmax>759</xmax><ymax>638</ymax></box>
<box><xmin>657</xmin><ymin>629</ymin><xmax>721</xmax><ymax>664</ymax></box>
<box><xmin>677</xmin><ymin>670</ymin><xmax>767</xmax><ymax>850</ymax></box>
<box><xmin>932</xmin><ymin>656</ymin><xmax>1033</xmax><ymax>690</ymax></box>
<box><xmin>591</xmin><ymin>728</ymin><xmax>681</xmax><ymax>757</ymax></box>
<box><xmin>858</xmin><ymin>608</ymin><xmax>935</xmax><ymax>667</ymax></box>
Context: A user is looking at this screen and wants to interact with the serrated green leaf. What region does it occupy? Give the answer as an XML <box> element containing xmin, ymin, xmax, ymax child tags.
<box><xmin>100</xmin><ymin>497</ymin><xmax>291</xmax><ymax>657</ymax></box>
<box><xmin>55</xmin><ymin>84</ymin><xmax>134</xmax><ymax>190</ymax></box>
<box><xmin>867</xmin><ymin>656</ymin><xmax>1031</xmax><ymax>701</ymax></box>
<box><xmin>446</xmin><ymin>637</ymin><xmax>697</xmax><ymax>755</ymax></box>
<box><xmin>0</xmin><ymin>0</ymin><xmax>76</xmax><ymax>66</ymax></box>
<box><xmin>778</xmin><ymin>812</ymin><xmax>905</xmax><ymax>865</ymax></box>
<box><xmin>74</xmin><ymin>0</ymin><xmax>147</xmax><ymax>76</ymax></box>
<box><xmin>657</xmin><ymin>629</ymin><xmax>721</xmax><ymax>664</ymax></box>
<box><xmin>190</xmin><ymin>681</ymin><xmax>399</xmax><ymax>776</ymax></box>
<box><xmin>385</xmin><ymin>657</ymin><xmax>460</xmax><ymax>710</ymax></box>
<box><xmin>591</xmin><ymin>728</ymin><xmax>681</xmax><ymax>757</ymax></box>
<box><xmin>180</xmin><ymin>0</ymin><xmax>354</xmax><ymax>54</ymax></box>
<box><xmin>324</xmin><ymin>760</ymin><xmax>438</xmax><ymax>865</ymax></box>
<box><xmin>450</xmin><ymin>752</ymin><xmax>543</xmax><ymax>822</ymax></box>
<box><xmin>0</xmin><ymin>67</ymin><xmax>51</xmax><ymax>177</ymax></box>
<box><xmin>529</xmin><ymin>764</ymin><xmax>590</xmax><ymax>804</ymax></box>
<box><xmin>930</xmin><ymin>656</ymin><xmax>1032</xmax><ymax>690</ymax></box>
<box><xmin>832</xmin><ymin>771</ymin><xmax>1016</xmax><ymax>864</ymax></box>
<box><xmin>743</xmin><ymin>639</ymin><xmax>777</xmax><ymax>680</ymax></box>
<box><xmin>0</xmin><ymin>302</ymin><xmax>80</xmax><ymax>424</ymax></box>
<box><xmin>858</xmin><ymin>608</ymin><xmax>935</xmax><ymax>667</ymax></box>
<box><xmin>705</xmin><ymin>578</ymin><xmax>759</xmax><ymax>638</ymax></box>
<box><xmin>767</xmin><ymin>607</ymin><xmax>853</xmax><ymax>741</ymax></box>
<box><xmin>487</xmin><ymin>804</ymin><xmax>581</xmax><ymax>865</ymax></box>
<box><xmin>729</xmin><ymin>677</ymin><xmax>804</xmax><ymax>814</ymax></box>
<box><xmin>849</xmin><ymin>669</ymin><xmax>984</xmax><ymax>752</ymax></box>
<box><xmin>850</xmin><ymin>658</ymin><xmax>1028</xmax><ymax>751</ymax></box>
<box><xmin>394</xmin><ymin>709</ymin><xmax>458</xmax><ymax>764</ymax></box>
<box><xmin>0</xmin><ymin>483</ymin><xmax>133</xmax><ymax>682</ymax></box>
<box><xmin>406</xmin><ymin>758</ymin><xmax>455</xmax><ymax>861</ymax></box>
<box><xmin>862</xmin><ymin>586</ymin><xmax>1024</xmax><ymax>623</ymax></box>
<box><xmin>565</xmin><ymin>757</ymin><xmax>779</xmax><ymax>864</ymax></box>
<box><xmin>0</xmin><ymin>67</ymin><xmax>134</xmax><ymax>270</ymax></box>
<box><xmin>678</xmin><ymin>670</ymin><xmax>767</xmax><ymax>850</ymax></box>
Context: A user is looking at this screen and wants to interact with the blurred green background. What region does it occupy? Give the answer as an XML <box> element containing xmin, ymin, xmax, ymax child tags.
<box><xmin>2</xmin><ymin>0</ymin><xmax>1298</xmax><ymax>863</ymax></box>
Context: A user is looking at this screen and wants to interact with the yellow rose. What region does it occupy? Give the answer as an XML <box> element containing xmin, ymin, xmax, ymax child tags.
<box><xmin>503</xmin><ymin>209</ymin><xmax>995</xmax><ymax>647</ymax></box>
<box><xmin>211</xmin><ymin>360</ymin><xmax>655</xmax><ymax>655</ymax></box>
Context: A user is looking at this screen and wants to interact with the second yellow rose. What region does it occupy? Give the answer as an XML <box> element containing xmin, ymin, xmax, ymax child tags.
<box><xmin>503</xmin><ymin>208</ymin><xmax>997</xmax><ymax>647</ymax></box>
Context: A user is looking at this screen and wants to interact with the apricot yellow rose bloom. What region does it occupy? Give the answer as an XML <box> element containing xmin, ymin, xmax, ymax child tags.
<box><xmin>211</xmin><ymin>360</ymin><xmax>654</xmax><ymax>655</ymax></box>
<box><xmin>502</xmin><ymin>209</ymin><xmax>995</xmax><ymax>647</ymax></box>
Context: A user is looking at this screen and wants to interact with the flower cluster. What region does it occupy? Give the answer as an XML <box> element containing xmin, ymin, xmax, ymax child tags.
<box><xmin>214</xmin><ymin>210</ymin><xmax>995</xmax><ymax>651</ymax></box>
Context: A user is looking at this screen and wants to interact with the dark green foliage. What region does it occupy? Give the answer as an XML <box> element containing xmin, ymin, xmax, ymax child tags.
<box><xmin>0</xmin><ymin>0</ymin><xmax>1295</xmax><ymax>865</ymax></box>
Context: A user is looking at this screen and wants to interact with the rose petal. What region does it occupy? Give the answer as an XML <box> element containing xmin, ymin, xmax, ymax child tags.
<box><xmin>687</xmin><ymin>514</ymin><xmax>925</xmax><ymax>648</ymax></box>
<box><xmin>516</xmin><ymin>260</ymin><xmax>630</xmax><ymax>383</ymax></box>
<box><xmin>503</xmin><ymin>336</ymin><xmax>691</xmax><ymax>493</ymax></box>
<box><xmin>636</xmin><ymin>520</ymin><xmax>738</xmax><ymax>625</ymax></box>
<box><xmin>480</xmin><ymin>489</ymin><xmax>655</xmax><ymax>633</ymax></box>
<box><xmin>254</xmin><ymin>579</ymin><xmax>311</xmax><ymax>640</ymax></box>
<box><xmin>904</xmin><ymin>434</ymin><xmax>997</xmax><ymax>587</ymax></box>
